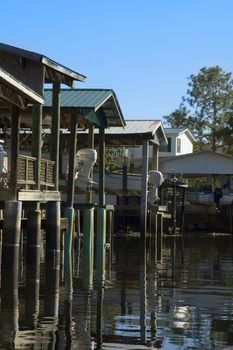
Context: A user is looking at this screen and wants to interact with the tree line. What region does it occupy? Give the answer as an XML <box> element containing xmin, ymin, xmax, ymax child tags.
<box><xmin>164</xmin><ymin>66</ymin><xmax>233</xmax><ymax>154</ymax></box>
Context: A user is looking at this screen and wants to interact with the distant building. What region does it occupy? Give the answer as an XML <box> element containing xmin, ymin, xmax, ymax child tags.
<box><xmin>123</xmin><ymin>124</ymin><xmax>195</xmax><ymax>170</ymax></box>
<box><xmin>159</xmin><ymin>128</ymin><xmax>196</xmax><ymax>157</ymax></box>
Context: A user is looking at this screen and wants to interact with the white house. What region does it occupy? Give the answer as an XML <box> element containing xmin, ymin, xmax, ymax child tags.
<box><xmin>124</xmin><ymin>124</ymin><xmax>195</xmax><ymax>168</ymax></box>
<box><xmin>159</xmin><ymin>128</ymin><xmax>195</xmax><ymax>157</ymax></box>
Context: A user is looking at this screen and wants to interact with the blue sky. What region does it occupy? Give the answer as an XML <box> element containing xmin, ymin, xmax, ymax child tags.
<box><xmin>2</xmin><ymin>0</ymin><xmax>233</xmax><ymax>121</ymax></box>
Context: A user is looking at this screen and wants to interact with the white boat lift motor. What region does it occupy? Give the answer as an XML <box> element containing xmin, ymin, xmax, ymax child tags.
<box><xmin>0</xmin><ymin>140</ymin><xmax>7</xmax><ymax>173</ymax></box>
<box><xmin>75</xmin><ymin>149</ymin><xmax>97</xmax><ymax>191</ymax></box>
<box><xmin>147</xmin><ymin>170</ymin><xmax>164</xmax><ymax>207</ymax></box>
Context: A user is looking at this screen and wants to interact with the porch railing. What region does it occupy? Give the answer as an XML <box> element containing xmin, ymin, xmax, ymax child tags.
<box><xmin>18</xmin><ymin>155</ymin><xmax>55</xmax><ymax>190</ymax></box>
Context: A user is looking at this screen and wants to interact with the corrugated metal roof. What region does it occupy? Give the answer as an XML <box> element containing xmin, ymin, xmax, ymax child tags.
<box><xmin>44</xmin><ymin>89</ymin><xmax>113</xmax><ymax>109</ymax></box>
<box><xmin>106</xmin><ymin>120</ymin><xmax>161</xmax><ymax>135</ymax></box>
<box><xmin>44</xmin><ymin>88</ymin><xmax>125</xmax><ymax>127</ymax></box>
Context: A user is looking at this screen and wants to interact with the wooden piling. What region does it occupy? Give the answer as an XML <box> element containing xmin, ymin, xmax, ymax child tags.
<box><xmin>25</xmin><ymin>208</ymin><xmax>41</xmax><ymax>326</ymax></box>
<box><xmin>96</xmin><ymin>207</ymin><xmax>106</xmax><ymax>285</ymax></box>
<box><xmin>64</xmin><ymin>206</ymin><xmax>74</xmax><ymax>282</ymax></box>
<box><xmin>27</xmin><ymin>209</ymin><xmax>41</xmax><ymax>265</ymax></box>
<box><xmin>46</xmin><ymin>201</ymin><xmax>61</xmax><ymax>265</ymax></box>
<box><xmin>44</xmin><ymin>260</ymin><xmax>60</xmax><ymax>318</ymax></box>
<box><xmin>2</xmin><ymin>201</ymin><xmax>22</xmax><ymax>269</ymax></box>
<box><xmin>140</xmin><ymin>140</ymin><xmax>149</xmax><ymax>238</ymax></box>
<box><xmin>76</xmin><ymin>209</ymin><xmax>82</xmax><ymax>277</ymax></box>
<box><xmin>51</xmin><ymin>82</ymin><xmax>61</xmax><ymax>191</ymax></box>
<box><xmin>83</xmin><ymin>208</ymin><xmax>94</xmax><ymax>289</ymax></box>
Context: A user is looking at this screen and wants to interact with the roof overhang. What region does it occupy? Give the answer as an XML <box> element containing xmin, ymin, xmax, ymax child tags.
<box><xmin>0</xmin><ymin>43</ymin><xmax>86</xmax><ymax>89</ymax></box>
<box><xmin>0</xmin><ymin>67</ymin><xmax>44</xmax><ymax>108</ymax></box>
<box><xmin>42</xmin><ymin>89</ymin><xmax>125</xmax><ymax>129</ymax></box>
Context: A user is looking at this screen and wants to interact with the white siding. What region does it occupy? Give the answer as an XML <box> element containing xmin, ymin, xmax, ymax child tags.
<box><xmin>160</xmin><ymin>133</ymin><xmax>193</xmax><ymax>157</ymax></box>
<box><xmin>160</xmin><ymin>152</ymin><xmax>233</xmax><ymax>175</ymax></box>
<box><xmin>179</xmin><ymin>133</ymin><xmax>193</xmax><ymax>154</ymax></box>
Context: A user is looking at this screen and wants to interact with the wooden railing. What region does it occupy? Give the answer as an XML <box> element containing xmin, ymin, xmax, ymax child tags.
<box><xmin>18</xmin><ymin>155</ymin><xmax>55</xmax><ymax>189</ymax></box>
<box><xmin>40</xmin><ymin>159</ymin><xmax>55</xmax><ymax>188</ymax></box>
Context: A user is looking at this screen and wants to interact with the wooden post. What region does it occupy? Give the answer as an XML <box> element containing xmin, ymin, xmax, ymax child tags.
<box><xmin>106</xmin><ymin>210</ymin><xmax>113</xmax><ymax>274</ymax></box>
<box><xmin>173</xmin><ymin>182</ymin><xmax>177</xmax><ymax>235</ymax></box>
<box><xmin>86</xmin><ymin>124</ymin><xmax>95</xmax><ymax>203</ymax></box>
<box><xmin>27</xmin><ymin>209</ymin><xmax>41</xmax><ymax>265</ymax></box>
<box><xmin>76</xmin><ymin>209</ymin><xmax>81</xmax><ymax>277</ymax></box>
<box><xmin>140</xmin><ymin>140</ymin><xmax>149</xmax><ymax>238</ymax></box>
<box><xmin>25</xmin><ymin>209</ymin><xmax>41</xmax><ymax>327</ymax></box>
<box><xmin>96</xmin><ymin>207</ymin><xmax>106</xmax><ymax>285</ymax></box>
<box><xmin>2</xmin><ymin>201</ymin><xmax>22</xmax><ymax>269</ymax></box>
<box><xmin>32</xmin><ymin>104</ymin><xmax>42</xmax><ymax>190</ymax></box>
<box><xmin>46</xmin><ymin>201</ymin><xmax>61</xmax><ymax>266</ymax></box>
<box><xmin>10</xmin><ymin>106</ymin><xmax>21</xmax><ymax>200</ymax></box>
<box><xmin>44</xmin><ymin>258</ymin><xmax>60</xmax><ymax>319</ymax></box>
<box><xmin>140</xmin><ymin>238</ymin><xmax>147</xmax><ymax>343</ymax></box>
<box><xmin>50</xmin><ymin>82</ymin><xmax>60</xmax><ymax>191</ymax></box>
<box><xmin>122</xmin><ymin>152</ymin><xmax>128</xmax><ymax>230</ymax></box>
<box><xmin>96</xmin><ymin>287</ymin><xmax>104</xmax><ymax>349</ymax></box>
<box><xmin>67</xmin><ymin>114</ymin><xmax>78</xmax><ymax>208</ymax></box>
<box><xmin>64</xmin><ymin>206</ymin><xmax>74</xmax><ymax>282</ymax></box>
<box><xmin>152</xmin><ymin>144</ymin><xmax>159</xmax><ymax>170</ymax></box>
<box><xmin>97</xmin><ymin>127</ymin><xmax>107</xmax><ymax>285</ymax></box>
<box><xmin>64</xmin><ymin>114</ymin><xmax>78</xmax><ymax>282</ymax></box>
<box><xmin>83</xmin><ymin>208</ymin><xmax>94</xmax><ymax>289</ymax></box>
<box><xmin>99</xmin><ymin>127</ymin><xmax>105</xmax><ymax>207</ymax></box>
<box><xmin>180</xmin><ymin>187</ymin><xmax>186</xmax><ymax>235</ymax></box>
<box><xmin>1</xmin><ymin>261</ymin><xmax>19</xmax><ymax>344</ymax></box>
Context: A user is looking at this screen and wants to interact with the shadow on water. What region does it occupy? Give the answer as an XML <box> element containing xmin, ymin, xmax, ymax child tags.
<box><xmin>1</xmin><ymin>230</ymin><xmax>233</xmax><ymax>349</ymax></box>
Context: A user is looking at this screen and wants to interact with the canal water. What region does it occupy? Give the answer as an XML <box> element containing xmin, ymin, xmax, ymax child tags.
<box><xmin>0</xmin><ymin>232</ymin><xmax>233</xmax><ymax>349</ymax></box>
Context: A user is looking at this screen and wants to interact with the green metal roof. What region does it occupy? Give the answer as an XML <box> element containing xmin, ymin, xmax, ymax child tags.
<box><xmin>44</xmin><ymin>88</ymin><xmax>125</xmax><ymax>128</ymax></box>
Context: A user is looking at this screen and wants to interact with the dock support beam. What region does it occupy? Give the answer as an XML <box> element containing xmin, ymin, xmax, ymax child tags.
<box><xmin>10</xmin><ymin>106</ymin><xmax>21</xmax><ymax>200</ymax></box>
<box><xmin>99</xmin><ymin>127</ymin><xmax>105</xmax><ymax>207</ymax></box>
<box><xmin>2</xmin><ymin>201</ymin><xmax>22</xmax><ymax>268</ymax></box>
<box><xmin>64</xmin><ymin>206</ymin><xmax>74</xmax><ymax>283</ymax></box>
<box><xmin>96</xmin><ymin>127</ymin><xmax>107</xmax><ymax>285</ymax></box>
<box><xmin>26</xmin><ymin>208</ymin><xmax>41</xmax><ymax>326</ymax></box>
<box><xmin>50</xmin><ymin>82</ymin><xmax>61</xmax><ymax>191</ymax></box>
<box><xmin>64</xmin><ymin>114</ymin><xmax>78</xmax><ymax>282</ymax></box>
<box><xmin>96</xmin><ymin>207</ymin><xmax>106</xmax><ymax>285</ymax></box>
<box><xmin>32</xmin><ymin>104</ymin><xmax>42</xmax><ymax>191</ymax></box>
<box><xmin>46</xmin><ymin>201</ymin><xmax>61</xmax><ymax>266</ymax></box>
<box><xmin>83</xmin><ymin>208</ymin><xmax>94</xmax><ymax>289</ymax></box>
<box><xmin>140</xmin><ymin>140</ymin><xmax>149</xmax><ymax>238</ymax></box>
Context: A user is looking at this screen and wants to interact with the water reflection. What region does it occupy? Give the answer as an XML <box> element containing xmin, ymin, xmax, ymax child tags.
<box><xmin>0</xmin><ymin>233</ymin><xmax>233</xmax><ymax>349</ymax></box>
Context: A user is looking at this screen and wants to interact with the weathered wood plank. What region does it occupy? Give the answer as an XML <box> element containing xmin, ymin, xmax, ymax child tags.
<box><xmin>18</xmin><ymin>190</ymin><xmax>60</xmax><ymax>201</ymax></box>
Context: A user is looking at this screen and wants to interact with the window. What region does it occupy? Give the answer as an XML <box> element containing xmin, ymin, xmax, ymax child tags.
<box><xmin>159</xmin><ymin>137</ymin><xmax>171</xmax><ymax>152</ymax></box>
<box><xmin>177</xmin><ymin>138</ymin><xmax>181</xmax><ymax>153</ymax></box>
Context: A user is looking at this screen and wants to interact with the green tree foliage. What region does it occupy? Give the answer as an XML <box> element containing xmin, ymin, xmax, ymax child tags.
<box><xmin>165</xmin><ymin>66</ymin><xmax>233</xmax><ymax>153</ymax></box>
<box><xmin>164</xmin><ymin>104</ymin><xmax>191</xmax><ymax>128</ymax></box>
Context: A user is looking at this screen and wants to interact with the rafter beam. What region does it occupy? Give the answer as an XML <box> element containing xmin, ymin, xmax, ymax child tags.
<box><xmin>0</xmin><ymin>68</ymin><xmax>44</xmax><ymax>106</ymax></box>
